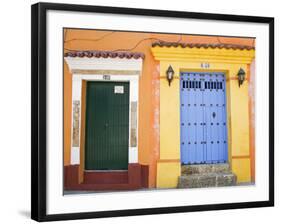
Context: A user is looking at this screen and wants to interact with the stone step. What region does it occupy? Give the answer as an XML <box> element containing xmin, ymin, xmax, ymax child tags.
<box><xmin>181</xmin><ymin>163</ymin><xmax>230</xmax><ymax>175</ymax></box>
<box><xmin>178</xmin><ymin>172</ymin><xmax>237</xmax><ymax>188</ymax></box>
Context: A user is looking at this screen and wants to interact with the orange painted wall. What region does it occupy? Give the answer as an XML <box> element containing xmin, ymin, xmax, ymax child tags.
<box><xmin>63</xmin><ymin>61</ymin><xmax>72</xmax><ymax>166</ymax></box>
<box><xmin>63</xmin><ymin>29</ymin><xmax>255</xmax><ymax>187</ymax></box>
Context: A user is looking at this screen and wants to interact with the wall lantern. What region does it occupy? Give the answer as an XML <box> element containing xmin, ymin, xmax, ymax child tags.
<box><xmin>237</xmin><ymin>68</ymin><xmax>246</xmax><ymax>88</ymax></box>
<box><xmin>166</xmin><ymin>65</ymin><xmax>175</xmax><ymax>86</ymax></box>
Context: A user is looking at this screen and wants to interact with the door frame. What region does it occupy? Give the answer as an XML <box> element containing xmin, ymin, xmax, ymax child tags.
<box><xmin>64</xmin><ymin>56</ymin><xmax>142</xmax><ymax>179</ymax></box>
<box><xmin>71</xmin><ymin>74</ymin><xmax>139</xmax><ymax>168</ymax></box>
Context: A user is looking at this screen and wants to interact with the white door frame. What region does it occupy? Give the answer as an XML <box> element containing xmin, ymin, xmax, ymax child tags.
<box><xmin>64</xmin><ymin>57</ymin><xmax>143</xmax><ymax>166</ymax></box>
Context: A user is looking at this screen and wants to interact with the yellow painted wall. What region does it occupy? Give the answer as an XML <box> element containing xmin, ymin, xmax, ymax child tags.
<box><xmin>232</xmin><ymin>158</ymin><xmax>251</xmax><ymax>182</ymax></box>
<box><xmin>63</xmin><ymin>29</ymin><xmax>255</xmax><ymax>187</ymax></box>
<box><xmin>228</xmin><ymin>65</ymin><xmax>250</xmax><ymax>157</ymax></box>
<box><xmin>159</xmin><ymin>62</ymin><xmax>180</xmax><ymax>160</ymax></box>
<box><xmin>152</xmin><ymin>47</ymin><xmax>255</xmax><ymax>186</ymax></box>
<box><xmin>227</xmin><ymin>65</ymin><xmax>252</xmax><ymax>183</ymax></box>
<box><xmin>156</xmin><ymin>162</ymin><xmax>181</xmax><ymax>188</ymax></box>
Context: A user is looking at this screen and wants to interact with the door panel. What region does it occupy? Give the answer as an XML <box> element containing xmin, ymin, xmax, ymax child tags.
<box><xmin>180</xmin><ymin>72</ymin><xmax>228</xmax><ymax>164</ymax></box>
<box><xmin>85</xmin><ymin>81</ymin><xmax>129</xmax><ymax>170</ymax></box>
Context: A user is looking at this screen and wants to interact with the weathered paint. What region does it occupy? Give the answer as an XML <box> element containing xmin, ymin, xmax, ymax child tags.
<box><xmin>150</xmin><ymin>64</ymin><xmax>160</xmax><ymax>187</ymax></box>
<box><xmin>64</xmin><ymin>30</ymin><xmax>160</xmax><ymax>187</ymax></box>
<box><xmin>249</xmin><ymin>60</ymin><xmax>256</xmax><ymax>182</ymax></box>
<box><xmin>64</xmin><ymin>29</ymin><xmax>256</xmax><ymax>188</ymax></box>
<box><xmin>151</xmin><ymin>46</ymin><xmax>255</xmax><ymax>187</ymax></box>
<box><xmin>64</xmin><ymin>163</ymin><xmax>145</xmax><ymax>190</ymax></box>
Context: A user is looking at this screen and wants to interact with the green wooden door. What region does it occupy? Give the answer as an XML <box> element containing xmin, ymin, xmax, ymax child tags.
<box><xmin>85</xmin><ymin>81</ymin><xmax>129</xmax><ymax>170</ymax></box>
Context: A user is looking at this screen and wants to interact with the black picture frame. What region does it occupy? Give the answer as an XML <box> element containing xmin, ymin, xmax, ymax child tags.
<box><xmin>31</xmin><ymin>2</ymin><xmax>274</xmax><ymax>222</ymax></box>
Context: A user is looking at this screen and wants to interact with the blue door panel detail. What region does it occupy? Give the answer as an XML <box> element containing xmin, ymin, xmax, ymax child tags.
<box><xmin>180</xmin><ymin>72</ymin><xmax>228</xmax><ymax>164</ymax></box>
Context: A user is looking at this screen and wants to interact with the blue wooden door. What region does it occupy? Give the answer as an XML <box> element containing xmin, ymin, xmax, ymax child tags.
<box><xmin>180</xmin><ymin>72</ymin><xmax>228</xmax><ymax>164</ymax></box>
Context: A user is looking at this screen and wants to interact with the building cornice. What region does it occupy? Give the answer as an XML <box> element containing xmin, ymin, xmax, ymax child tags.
<box><xmin>64</xmin><ymin>57</ymin><xmax>143</xmax><ymax>75</ymax></box>
<box><xmin>151</xmin><ymin>46</ymin><xmax>255</xmax><ymax>64</ymax></box>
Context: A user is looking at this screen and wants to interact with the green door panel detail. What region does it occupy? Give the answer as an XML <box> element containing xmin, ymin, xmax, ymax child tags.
<box><xmin>85</xmin><ymin>82</ymin><xmax>129</xmax><ymax>170</ymax></box>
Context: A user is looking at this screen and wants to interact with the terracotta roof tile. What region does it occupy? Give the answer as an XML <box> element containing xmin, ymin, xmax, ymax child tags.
<box><xmin>152</xmin><ymin>41</ymin><xmax>255</xmax><ymax>50</ymax></box>
<box><xmin>64</xmin><ymin>50</ymin><xmax>145</xmax><ymax>59</ymax></box>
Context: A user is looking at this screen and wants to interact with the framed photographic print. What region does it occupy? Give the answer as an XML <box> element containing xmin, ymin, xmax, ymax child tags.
<box><xmin>31</xmin><ymin>2</ymin><xmax>274</xmax><ymax>222</ymax></box>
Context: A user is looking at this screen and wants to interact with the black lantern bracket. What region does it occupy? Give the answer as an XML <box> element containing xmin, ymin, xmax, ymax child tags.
<box><xmin>166</xmin><ymin>65</ymin><xmax>175</xmax><ymax>86</ymax></box>
<box><xmin>237</xmin><ymin>68</ymin><xmax>246</xmax><ymax>87</ymax></box>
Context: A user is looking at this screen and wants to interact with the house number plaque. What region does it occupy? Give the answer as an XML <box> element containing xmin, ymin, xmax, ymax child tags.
<box><xmin>201</xmin><ymin>62</ymin><xmax>210</xmax><ymax>68</ymax></box>
<box><xmin>103</xmin><ymin>74</ymin><xmax>111</xmax><ymax>80</ymax></box>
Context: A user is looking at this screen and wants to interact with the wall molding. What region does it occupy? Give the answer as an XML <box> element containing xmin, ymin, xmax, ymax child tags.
<box><xmin>71</xmin><ymin>69</ymin><xmax>141</xmax><ymax>75</ymax></box>
<box><xmin>64</xmin><ymin>57</ymin><xmax>143</xmax><ymax>73</ymax></box>
<box><xmin>151</xmin><ymin>46</ymin><xmax>255</xmax><ymax>64</ymax></box>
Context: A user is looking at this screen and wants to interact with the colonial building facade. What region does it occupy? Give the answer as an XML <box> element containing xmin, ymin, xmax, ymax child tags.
<box><xmin>63</xmin><ymin>29</ymin><xmax>255</xmax><ymax>191</ymax></box>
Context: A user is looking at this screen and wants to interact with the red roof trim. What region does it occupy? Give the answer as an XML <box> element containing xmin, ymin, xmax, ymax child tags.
<box><xmin>64</xmin><ymin>50</ymin><xmax>145</xmax><ymax>59</ymax></box>
<box><xmin>152</xmin><ymin>41</ymin><xmax>255</xmax><ymax>50</ymax></box>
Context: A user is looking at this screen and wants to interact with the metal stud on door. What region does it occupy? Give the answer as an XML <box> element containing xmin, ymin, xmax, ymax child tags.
<box><xmin>180</xmin><ymin>72</ymin><xmax>228</xmax><ymax>164</ymax></box>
